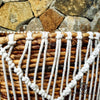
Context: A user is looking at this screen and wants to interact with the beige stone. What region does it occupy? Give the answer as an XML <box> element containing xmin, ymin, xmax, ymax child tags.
<box><xmin>28</xmin><ymin>0</ymin><xmax>53</xmax><ymax>17</ymax></box>
<box><xmin>59</xmin><ymin>16</ymin><xmax>91</xmax><ymax>33</ymax></box>
<box><xmin>0</xmin><ymin>2</ymin><xmax>33</xmax><ymax>30</ymax></box>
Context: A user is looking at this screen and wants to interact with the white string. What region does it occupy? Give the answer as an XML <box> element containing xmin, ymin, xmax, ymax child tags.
<box><xmin>46</xmin><ymin>32</ymin><xmax>60</xmax><ymax>95</ymax></box>
<box><xmin>33</xmin><ymin>32</ymin><xmax>49</xmax><ymax>100</ymax></box>
<box><xmin>60</xmin><ymin>32</ymin><xmax>72</xmax><ymax>96</ymax></box>
<box><xmin>84</xmin><ymin>32</ymin><xmax>94</xmax><ymax>100</ymax></box>
<box><xmin>73</xmin><ymin>32</ymin><xmax>82</xmax><ymax>100</ymax></box>
<box><xmin>66</xmin><ymin>32</ymin><xmax>72</xmax><ymax>85</ymax></box>
<box><xmin>55</xmin><ymin>35</ymin><xmax>100</xmax><ymax>100</ymax></box>
<box><xmin>96</xmin><ymin>75</ymin><xmax>100</xmax><ymax>100</ymax></box>
<box><xmin>2</xmin><ymin>53</ymin><xmax>10</xmax><ymax>100</ymax></box>
<box><xmin>88</xmin><ymin>32</ymin><xmax>99</xmax><ymax>100</ymax></box>
<box><xmin>78</xmin><ymin>32</ymin><xmax>83</xmax><ymax>100</ymax></box>
<box><xmin>18</xmin><ymin>31</ymin><xmax>33</xmax><ymax>100</ymax></box>
<box><xmin>41</xmin><ymin>32</ymin><xmax>48</xmax><ymax>100</ymax></box>
<box><xmin>8</xmin><ymin>34</ymin><xmax>17</xmax><ymax>100</ymax></box>
<box><xmin>18</xmin><ymin>40</ymin><xmax>28</xmax><ymax>100</ymax></box>
<box><xmin>92</xmin><ymin>32</ymin><xmax>100</xmax><ymax>100</ymax></box>
<box><xmin>65</xmin><ymin>32</ymin><xmax>72</xmax><ymax>100</ymax></box>
<box><xmin>51</xmin><ymin>32</ymin><xmax>63</xmax><ymax>99</ymax></box>
<box><xmin>25</xmin><ymin>32</ymin><xmax>33</xmax><ymax>100</ymax></box>
<box><xmin>0</xmin><ymin>32</ymin><xmax>100</xmax><ymax>100</ymax></box>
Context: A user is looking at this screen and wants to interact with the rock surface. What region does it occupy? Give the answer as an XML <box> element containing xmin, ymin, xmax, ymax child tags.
<box><xmin>26</xmin><ymin>18</ymin><xmax>44</xmax><ymax>31</ymax></box>
<box><xmin>83</xmin><ymin>0</ymin><xmax>100</xmax><ymax>20</ymax></box>
<box><xmin>40</xmin><ymin>9</ymin><xmax>64</xmax><ymax>32</ymax></box>
<box><xmin>59</xmin><ymin>16</ymin><xmax>91</xmax><ymax>32</ymax></box>
<box><xmin>55</xmin><ymin>0</ymin><xmax>94</xmax><ymax>16</ymax></box>
<box><xmin>91</xmin><ymin>11</ymin><xmax>100</xmax><ymax>32</ymax></box>
<box><xmin>0</xmin><ymin>2</ymin><xmax>33</xmax><ymax>30</ymax></box>
<box><xmin>28</xmin><ymin>0</ymin><xmax>53</xmax><ymax>17</ymax></box>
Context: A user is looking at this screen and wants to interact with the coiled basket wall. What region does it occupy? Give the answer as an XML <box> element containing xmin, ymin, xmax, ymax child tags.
<box><xmin>0</xmin><ymin>31</ymin><xmax>100</xmax><ymax>100</ymax></box>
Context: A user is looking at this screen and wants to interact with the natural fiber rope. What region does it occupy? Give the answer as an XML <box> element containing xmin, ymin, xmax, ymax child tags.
<box><xmin>0</xmin><ymin>31</ymin><xmax>100</xmax><ymax>100</ymax></box>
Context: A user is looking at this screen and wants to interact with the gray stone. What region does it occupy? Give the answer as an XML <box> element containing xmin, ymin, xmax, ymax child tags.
<box><xmin>59</xmin><ymin>16</ymin><xmax>91</xmax><ymax>32</ymax></box>
<box><xmin>83</xmin><ymin>0</ymin><xmax>100</xmax><ymax>20</ymax></box>
<box><xmin>91</xmin><ymin>11</ymin><xmax>100</xmax><ymax>32</ymax></box>
<box><xmin>26</xmin><ymin>18</ymin><xmax>44</xmax><ymax>31</ymax></box>
<box><xmin>55</xmin><ymin>0</ymin><xmax>94</xmax><ymax>16</ymax></box>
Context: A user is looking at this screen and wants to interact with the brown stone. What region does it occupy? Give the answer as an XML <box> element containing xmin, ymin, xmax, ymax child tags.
<box><xmin>0</xmin><ymin>2</ymin><xmax>33</xmax><ymax>30</ymax></box>
<box><xmin>28</xmin><ymin>0</ymin><xmax>53</xmax><ymax>17</ymax></box>
<box><xmin>59</xmin><ymin>16</ymin><xmax>91</xmax><ymax>33</ymax></box>
<box><xmin>40</xmin><ymin>9</ymin><xmax>64</xmax><ymax>32</ymax></box>
<box><xmin>55</xmin><ymin>0</ymin><xmax>94</xmax><ymax>16</ymax></box>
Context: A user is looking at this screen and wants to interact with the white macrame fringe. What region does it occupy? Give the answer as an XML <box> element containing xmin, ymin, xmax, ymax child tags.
<box><xmin>0</xmin><ymin>31</ymin><xmax>100</xmax><ymax>100</ymax></box>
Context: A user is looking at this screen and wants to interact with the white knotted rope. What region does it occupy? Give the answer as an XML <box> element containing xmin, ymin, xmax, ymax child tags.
<box><xmin>0</xmin><ymin>32</ymin><xmax>100</xmax><ymax>100</ymax></box>
<box><xmin>1</xmin><ymin>51</ymin><xmax>10</xmax><ymax>100</ymax></box>
<box><xmin>18</xmin><ymin>31</ymin><xmax>33</xmax><ymax>100</ymax></box>
<box><xmin>83</xmin><ymin>32</ymin><xmax>94</xmax><ymax>100</ymax></box>
<box><xmin>0</xmin><ymin>33</ymin><xmax>16</xmax><ymax>100</ymax></box>
<box><xmin>72</xmin><ymin>32</ymin><xmax>82</xmax><ymax>100</ymax></box>
<box><xmin>96</xmin><ymin>75</ymin><xmax>100</xmax><ymax>100</ymax></box>
<box><xmin>22</xmin><ymin>31</ymin><xmax>33</xmax><ymax>100</ymax></box>
<box><xmin>41</xmin><ymin>32</ymin><xmax>48</xmax><ymax>100</ymax></box>
<box><xmin>51</xmin><ymin>32</ymin><xmax>63</xmax><ymax>100</ymax></box>
<box><xmin>92</xmin><ymin>32</ymin><xmax>100</xmax><ymax>100</ymax></box>
<box><xmin>65</xmin><ymin>32</ymin><xmax>72</xmax><ymax>100</ymax></box>
<box><xmin>46</xmin><ymin>32</ymin><xmax>63</xmax><ymax>98</ymax></box>
<box><xmin>33</xmin><ymin>32</ymin><xmax>49</xmax><ymax>100</ymax></box>
<box><xmin>60</xmin><ymin>32</ymin><xmax>72</xmax><ymax>97</ymax></box>
<box><xmin>8</xmin><ymin>33</ymin><xmax>17</xmax><ymax>100</ymax></box>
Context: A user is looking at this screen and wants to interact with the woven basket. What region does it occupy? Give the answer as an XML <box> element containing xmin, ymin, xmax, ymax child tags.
<box><xmin>0</xmin><ymin>32</ymin><xmax>100</xmax><ymax>100</ymax></box>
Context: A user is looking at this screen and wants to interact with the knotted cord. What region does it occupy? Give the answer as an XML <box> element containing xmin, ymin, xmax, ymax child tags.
<box><xmin>0</xmin><ymin>32</ymin><xmax>100</xmax><ymax>100</ymax></box>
